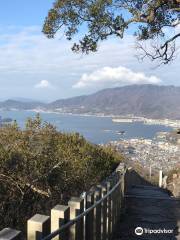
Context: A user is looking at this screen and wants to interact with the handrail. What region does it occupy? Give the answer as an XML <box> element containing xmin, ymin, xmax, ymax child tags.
<box><xmin>42</xmin><ymin>176</ymin><xmax>123</xmax><ymax>240</ymax></box>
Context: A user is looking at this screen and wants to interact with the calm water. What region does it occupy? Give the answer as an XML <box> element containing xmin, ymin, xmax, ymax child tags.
<box><xmin>0</xmin><ymin>110</ymin><xmax>172</xmax><ymax>144</ymax></box>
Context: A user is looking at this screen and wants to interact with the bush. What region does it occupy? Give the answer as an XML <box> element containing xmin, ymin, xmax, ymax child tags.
<box><xmin>166</xmin><ymin>167</ymin><xmax>180</xmax><ymax>183</ymax></box>
<box><xmin>0</xmin><ymin>114</ymin><xmax>123</xmax><ymax>233</ymax></box>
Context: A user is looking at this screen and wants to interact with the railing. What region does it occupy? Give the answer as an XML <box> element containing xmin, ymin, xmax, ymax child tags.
<box><xmin>0</xmin><ymin>164</ymin><xmax>125</xmax><ymax>240</ymax></box>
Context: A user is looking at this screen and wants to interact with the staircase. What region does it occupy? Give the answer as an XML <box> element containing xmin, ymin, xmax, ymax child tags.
<box><xmin>113</xmin><ymin>184</ymin><xmax>180</xmax><ymax>240</ymax></box>
<box><xmin>1</xmin><ymin>167</ymin><xmax>179</xmax><ymax>240</ymax></box>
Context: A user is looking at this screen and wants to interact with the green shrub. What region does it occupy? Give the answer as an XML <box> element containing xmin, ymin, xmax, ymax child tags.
<box><xmin>0</xmin><ymin>114</ymin><xmax>123</xmax><ymax>233</ymax></box>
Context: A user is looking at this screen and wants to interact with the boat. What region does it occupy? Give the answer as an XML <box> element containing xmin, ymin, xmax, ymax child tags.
<box><xmin>116</xmin><ymin>130</ymin><xmax>125</xmax><ymax>135</ymax></box>
<box><xmin>112</xmin><ymin>118</ymin><xmax>133</xmax><ymax>123</ymax></box>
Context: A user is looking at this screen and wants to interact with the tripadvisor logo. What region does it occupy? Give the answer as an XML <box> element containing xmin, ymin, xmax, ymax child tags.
<box><xmin>135</xmin><ymin>227</ymin><xmax>143</xmax><ymax>235</ymax></box>
<box><xmin>135</xmin><ymin>227</ymin><xmax>173</xmax><ymax>235</ymax></box>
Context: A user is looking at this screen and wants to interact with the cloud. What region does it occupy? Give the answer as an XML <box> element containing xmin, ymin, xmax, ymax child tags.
<box><xmin>0</xmin><ymin>25</ymin><xmax>179</xmax><ymax>100</ymax></box>
<box><xmin>73</xmin><ymin>66</ymin><xmax>162</xmax><ymax>89</ymax></box>
<box><xmin>34</xmin><ymin>80</ymin><xmax>52</xmax><ymax>89</ymax></box>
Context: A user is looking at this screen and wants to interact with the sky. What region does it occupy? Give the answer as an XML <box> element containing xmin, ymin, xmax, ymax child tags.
<box><xmin>0</xmin><ymin>0</ymin><xmax>179</xmax><ymax>102</ymax></box>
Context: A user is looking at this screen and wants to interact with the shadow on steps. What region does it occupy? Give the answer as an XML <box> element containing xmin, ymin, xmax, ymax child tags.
<box><xmin>113</xmin><ymin>169</ymin><xmax>180</xmax><ymax>240</ymax></box>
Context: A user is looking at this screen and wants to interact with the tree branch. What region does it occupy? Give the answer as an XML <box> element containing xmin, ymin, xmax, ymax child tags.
<box><xmin>161</xmin><ymin>33</ymin><xmax>180</xmax><ymax>49</ymax></box>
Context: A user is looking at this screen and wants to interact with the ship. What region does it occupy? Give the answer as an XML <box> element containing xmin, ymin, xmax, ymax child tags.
<box><xmin>112</xmin><ymin>118</ymin><xmax>133</xmax><ymax>123</ymax></box>
<box><xmin>116</xmin><ymin>130</ymin><xmax>126</xmax><ymax>135</ymax></box>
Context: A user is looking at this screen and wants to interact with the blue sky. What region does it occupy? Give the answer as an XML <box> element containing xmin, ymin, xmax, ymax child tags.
<box><xmin>0</xmin><ymin>1</ymin><xmax>179</xmax><ymax>101</ymax></box>
<box><xmin>0</xmin><ymin>1</ymin><xmax>53</xmax><ymax>26</ymax></box>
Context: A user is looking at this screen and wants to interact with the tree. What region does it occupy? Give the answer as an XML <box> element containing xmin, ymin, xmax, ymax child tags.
<box><xmin>0</xmin><ymin>115</ymin><xmax>123</xmax><ymax>233</ymax></box>
<box><xmin>43</xmin><ymin>0</ymin><xmax>180</xmax><ymax>64</ymax></box>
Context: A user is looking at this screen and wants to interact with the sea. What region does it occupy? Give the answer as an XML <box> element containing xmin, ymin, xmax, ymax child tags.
<box><xmin>0</xmin><ymin>110</ymin><xmax>172</xmax><ymax>144</ymax></box>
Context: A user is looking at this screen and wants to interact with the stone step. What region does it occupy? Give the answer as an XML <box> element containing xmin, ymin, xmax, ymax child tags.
<box><xmin>112</xmin><ymin>184</ymin><xmax>180</xmax><ymax>240</ymax></box>
<box><xmin>132</xmin><ymin>184</ymin><xmax>161</xmax><ymax>190</ymax></box>
<box><xmin>125</xmin><ymin>194</ymin><xmax>178</xmax><ymax>200</ymax></box>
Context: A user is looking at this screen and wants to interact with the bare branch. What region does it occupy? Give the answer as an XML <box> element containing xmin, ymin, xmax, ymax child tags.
<box><xmin>161</xmin><ymin>33</ymin><xmax>180</xmax><ymax>49</ymax></box>
<box><xmin>137</xmin><ymin>32</ymin><xmax>180</xmax><ymax>64</ymax></box>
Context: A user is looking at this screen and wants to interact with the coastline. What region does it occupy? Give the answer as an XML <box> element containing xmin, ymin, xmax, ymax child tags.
<box><xmin>29</xmin><ymin>109</ymin><xmax>180</xmax><ymax>129</ymax></box>
<box><xmin>0</xmin><ymin>108</ymin><xmax>179</xmax><ymax>129</ymax></box>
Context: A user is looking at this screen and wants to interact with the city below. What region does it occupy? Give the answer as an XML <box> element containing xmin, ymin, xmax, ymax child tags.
<box><xmin>105</xmin><ymin>130</ymin><xmax>180</xmax><ymax>172</ymax></box>
<box><xmin>112</xmin><ymin>116</ymin><xmax>180</xmax><ymax>128</ymax></box>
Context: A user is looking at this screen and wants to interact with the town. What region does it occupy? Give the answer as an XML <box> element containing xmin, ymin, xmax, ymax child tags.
<box><xmin>112</xmin><ymin>117</ymin><xmax>180</xmax><ymax>128</ymax></box>
<box><xmin>106</xmin><ymin>130</ymin><xmax>180</xmax><ymax>172</ymax></box>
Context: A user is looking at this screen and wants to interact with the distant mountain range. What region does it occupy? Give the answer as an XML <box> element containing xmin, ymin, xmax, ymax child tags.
<box><xmin>10</xmin><ymin>97</ymin><xmax>41</xmax><ymax>103</ymax></box>
<box><xmin>0</xmin><ymin>99</ymin><xmax>46</xmax><ymax>110</ymax></box>
<box><xmin>1</xmin><ymin>85</ymin><xmax>180</xmax><ymax>119</ymax></box>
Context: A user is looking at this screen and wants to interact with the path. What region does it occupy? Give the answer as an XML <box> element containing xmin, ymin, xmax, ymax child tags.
<box><xmin>113</xmin><ymin>184</ymin><xmax>180</xmax><ymax>240</ymax></box>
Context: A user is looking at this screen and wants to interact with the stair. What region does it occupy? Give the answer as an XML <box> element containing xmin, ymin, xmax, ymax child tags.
<box><xmin>113</xmin><ymin>185</ymin><xmax>180</xmax><ymax>240</ymax></box>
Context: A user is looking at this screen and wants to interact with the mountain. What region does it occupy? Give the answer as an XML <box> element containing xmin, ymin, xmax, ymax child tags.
<box><xmin>10</xmin><ymin>97</ymin><xmax>42</xmax><ymax>103</ymax></box>
<box><xmin>1</xmin><ymin>85</ymin><xmax>180</xmax><ymax>119</ymax></box>
<box><xmin>0</xmin><ymin>99</ymin><xmax>46</xmax><ymax>110</ymax></box>
<box><xmin>48</xmin><ymin>85</ymin><xmax>180</xmax><ymax>119</ymax></box>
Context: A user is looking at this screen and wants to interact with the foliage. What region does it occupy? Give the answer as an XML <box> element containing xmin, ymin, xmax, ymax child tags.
<box><xmin>43</xmin><ymin>0</ymin><xmax>180</xmax><ymax>64</ymax></box>
<box><xmin>0</xmin><ymin>114</ymin><xmax>123</xmax><ymax>233</ymax></box>
<box><xmin>166</xmin><ymin>167</ymin><xmax>180</xmax><ymax>183</ymax></box>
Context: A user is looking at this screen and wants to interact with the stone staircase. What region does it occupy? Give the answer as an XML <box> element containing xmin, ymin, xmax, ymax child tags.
<box><xmin>113</xmin><ymin>184</ymin><xmax>180</xmax><ymax>240</ymax></box>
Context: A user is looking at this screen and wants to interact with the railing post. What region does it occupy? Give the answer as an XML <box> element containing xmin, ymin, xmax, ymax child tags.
<box><xmin>121</xmin><ymin>171</ymin><xmax>126</xmax><ymax>217</ymax></box>
<box><xmin>85</xmin><ymin>192</ymin><xmax>94</xmax><ymax>240</ymax></box>
<box><xmin>159</xmin><ymin>170</ymin><xmax>163</xmax><ymax>187</ymax></box>
<box><xmin>113</xmin><ymin>176</ymin><xmax>118</xmax><ymax>230</ymax></box>
<box><xmin>118</xmin><ymin>174</ymin><xmax>123</xmax><ymax>217</ymax></box>
<box><xmin>99</xmin><ymin>184</ymin><xmax>107</xmax><ymax>240</ymax></box>
<box><xmin>111</xmin><ymin>176</ymin><xmax>116</xmax><ymax>233</ymax></box>
<box><xmin>115</xmin><ymin>169</ymin><xmax>123</xmax><ymax>223</ymax></box>
<box><xmin>51</xmin><ymin>205</ymin><xmax>70</xmax><ymax>240</ymax></box>
<box><xmin>116</xmin><ymin>173</ymin><xmax>121</xmax><ymax>225</ymax></box>
<box><xmin>0</xmin><ymin>228</ymin><xmax>21</xmax><ymax>240</ymax></box>
<box><xmin>27</xmin><ymin>214</ymin><xmax>50</xmax><ymax>240</ymax></box>
<box><xmin>106</xmin><ymin>180</ymin><xmax>112</xmax><ymax>239</ymax></box>
<box><xmin>93</xmin><ymin>187</ymin><xmax>102</xmax><ymax>240</ymax></box>
<box><xmin>68</xmin><ymin>197</ymin><xmax>84</xmax><ymax>240</ymax></box>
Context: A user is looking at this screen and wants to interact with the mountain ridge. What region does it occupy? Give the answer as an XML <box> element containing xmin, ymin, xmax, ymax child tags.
<box><xmin>0</xmin><ymin>84</ymin><xmax>180</xmax><ymax>119</ymax></box>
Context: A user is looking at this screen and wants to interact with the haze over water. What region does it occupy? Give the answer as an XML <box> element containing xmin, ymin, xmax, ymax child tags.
<box><xmin>0</xmin><ymin>110</ymin><xmax>172</xmax><ymax>144</ymax></box>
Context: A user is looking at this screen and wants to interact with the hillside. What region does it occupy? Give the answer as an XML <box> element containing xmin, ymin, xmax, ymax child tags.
<box><xmin>1</xmin><ymin>85</ymin><xmax>180</xmax><ymax>119</ymax></box>
<box><xmin>49</xmin><ymin>85</ymin><xmax>180</xmax><ymax>119</ymax></box>
<box><xmin>0</xmin><ymin>99</ymin><xmax>45</xmax><ymax>110</ymax></box>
